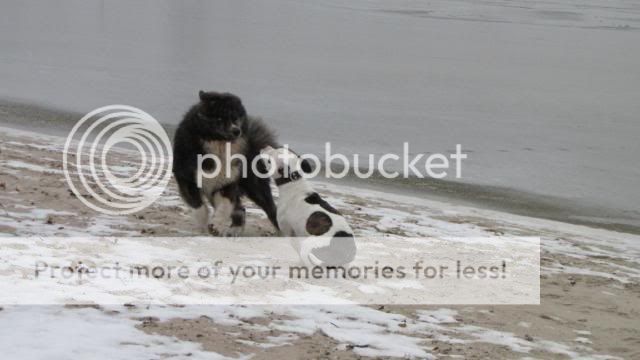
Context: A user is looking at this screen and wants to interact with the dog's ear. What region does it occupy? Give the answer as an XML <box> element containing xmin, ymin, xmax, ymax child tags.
<box><xmin>199</xmin><ymin>90</ymin><xmax>217</xmax><ymax>102</ymax></box>
<box><xmin>284</xmin><ymin>147</ymin><xmax>314</xmax><ymax>174</ymax></box>
<box><xmin>256</xmin><ymin>154</ymin><xmax>271</xmax><ymax>174</ymax></box>
<box><xmin>258</xmin><ymin>147</ymin><xmax>274</xmax><ymax>168</ymax></box>
<box><xmin>300</xmin><ymin>159</ymin><xmax>315</xmax><ymax>174</ymax></box>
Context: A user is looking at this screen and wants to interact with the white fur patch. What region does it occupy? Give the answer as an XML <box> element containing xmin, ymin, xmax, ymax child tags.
<box><xmin>192</xmin><ymin>204</ymin><xmax>211</xmax><ymax>233</ymax></box>
<box><xmin>199</xmin><ymin>138</ymin><xmax>246</xmax><ymax>197</ymax></box>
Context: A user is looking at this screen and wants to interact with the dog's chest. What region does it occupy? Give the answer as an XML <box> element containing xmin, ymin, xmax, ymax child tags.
<box><xmin>200</xmin><ymin>139</ymin><xmax>246</xmax><ymax>191</ymax></box>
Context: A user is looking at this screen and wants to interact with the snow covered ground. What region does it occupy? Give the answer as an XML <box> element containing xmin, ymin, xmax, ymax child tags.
<box><xmin>1</xmin><ymin>126</ymin><xmax>639</xmax><ymax>358</ymax></box>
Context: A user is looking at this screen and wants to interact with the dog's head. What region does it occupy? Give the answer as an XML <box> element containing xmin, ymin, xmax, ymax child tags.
<box><xmin>197</xmin><ymin>90</ymin><xmax>246</xmax><ymax>141</ymax></box>
<box><xmin>260</xmin><ymin>146</ymin><xmax>314</xmax><ymax>180</ymax></box>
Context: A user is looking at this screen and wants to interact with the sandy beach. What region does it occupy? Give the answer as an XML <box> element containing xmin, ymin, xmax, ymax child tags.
<box><xmin>1</xmin><ymin>125</ymin><xmax>639</xmax><ymax>359</ymax></box>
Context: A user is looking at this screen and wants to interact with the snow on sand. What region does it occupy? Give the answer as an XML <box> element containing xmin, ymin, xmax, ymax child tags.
<box><xmin>1</xmin><ymin>126</ymin><xmax>639</xmax><ymax>358</ymax></box>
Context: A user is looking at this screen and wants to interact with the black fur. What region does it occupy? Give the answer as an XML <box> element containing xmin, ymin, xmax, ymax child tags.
<box><xmin>300</xmin><ymin>159</ymin><xmax>314</xmax><ymax>174</ymax></box>
<box><xmin>221</xmin><ymin>183</ymin><xmax>246</xmax><ymax>227</ymax></box>
<box><xmin>304</xmin><ymin>192</ymin><xmax>341</xmax><ymax>215</ymax></box>
<box><xmin>285</xmin><ymin>149</ymin><xmax>315</xmax><ymax>174</ymax></box>
<box><xmin>173</xmin><ymin>91</ymin><xmax>279</xmax><ymax>229</ymax></box>
<box><xmin>306</xmin><ymin>211</ymin><xmax>333</xmax><ymax>236</ymax></box>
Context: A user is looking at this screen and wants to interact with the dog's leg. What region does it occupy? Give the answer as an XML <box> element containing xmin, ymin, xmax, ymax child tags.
<box><xmin>178</xmin><ymin>179</ymin><xmax>210</xmax><ymax>234</ymax></box>
<box><xmin>228</xmin><ymin>200</ymin><xmax>246</xmax><ymax>238</ymax></box>
<box><xmin>192</xmin><ymin>204</ymin><xmax>211</xmax><ymax>234</ymax></box>
<box><xmin>210</xmin><ymin>191</ymin><xmax>231</xmax><ymax>235</ymax></box>
<box><xmin>211</xmin><ymin>184</ymin><xmax>245</xmax><ymax>237</ymax></box>
<box><xmin>224</xmin><ymin>183</ymin><xmax>245</xmax><ymax>237</ymax></box>
<box><xmin>240</xmin><ymin>174</ymin><xmax>279</xmax><ymax>229</ymax></box>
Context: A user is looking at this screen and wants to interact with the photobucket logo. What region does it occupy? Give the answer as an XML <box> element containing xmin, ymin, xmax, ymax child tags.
<box><xmin>63</xmin><ymin>105</ymin><xmax>173</xmax><ymax>215</ymax></box>
<box><xmin>196</xmin><ymin>143</ymin><xmax>468</xmax><ymax>187</ymax></box>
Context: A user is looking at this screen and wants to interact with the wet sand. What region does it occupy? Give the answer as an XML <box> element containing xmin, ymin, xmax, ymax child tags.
<box><xmin>2</xmin><ymin>99</ymin><xmax>639</xmax><ymax>235</ymax></box>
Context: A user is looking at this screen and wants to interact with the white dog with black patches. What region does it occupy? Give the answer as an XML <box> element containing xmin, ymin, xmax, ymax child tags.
<box><xmin>261</xmin><ymin>146</ymin><xmax>357</xmax><ymax>266</ymax></box>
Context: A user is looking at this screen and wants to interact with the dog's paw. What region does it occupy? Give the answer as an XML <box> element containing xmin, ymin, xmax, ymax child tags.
<box><xmin>222</xmin><ymin>225</ymin><xmax>244</xmax><ymax>238</ymax></box>
<box><xmin>207</xmin><ymin>224</ymin><xmax>220</xmax><ymax>236</ymax></box>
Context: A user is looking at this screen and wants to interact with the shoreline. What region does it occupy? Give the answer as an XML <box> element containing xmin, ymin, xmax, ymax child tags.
<box><xmin>1</xmin><ymin>98</ymin><xmax>639</xmax><ymax>235</ymax></box>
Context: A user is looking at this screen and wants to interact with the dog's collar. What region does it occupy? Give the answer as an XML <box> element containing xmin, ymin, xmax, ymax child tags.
<box><xmin>275</xmin><ymin>171</ymin><xmax>302</xmax><ymax>186</ymax></box>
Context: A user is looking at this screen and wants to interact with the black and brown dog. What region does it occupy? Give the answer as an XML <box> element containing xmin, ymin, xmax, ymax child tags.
<box><xmin>172</xmin><ymin>91</ymin><xmax>279</xmax><ymax>236</ymax></box>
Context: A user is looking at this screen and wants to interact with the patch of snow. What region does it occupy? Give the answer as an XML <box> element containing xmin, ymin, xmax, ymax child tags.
<box><xmin>0</xmin><ymin>306</ymin><xmax>231</xmax><ymax>360</ymax></box>
<box><xmin>2</xmin><ymin>160</ymin><xmax>64</xmax><ymax>174</ymax></box>
<box><xmin>575</xmin><ymin>337</ymin><xmax>592</xmax><ymax>344</ymax></box>
<box><xmin>417</xmin><ymin>309</ymin><xmax>458</xmax><ymax>324</ymax></box>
